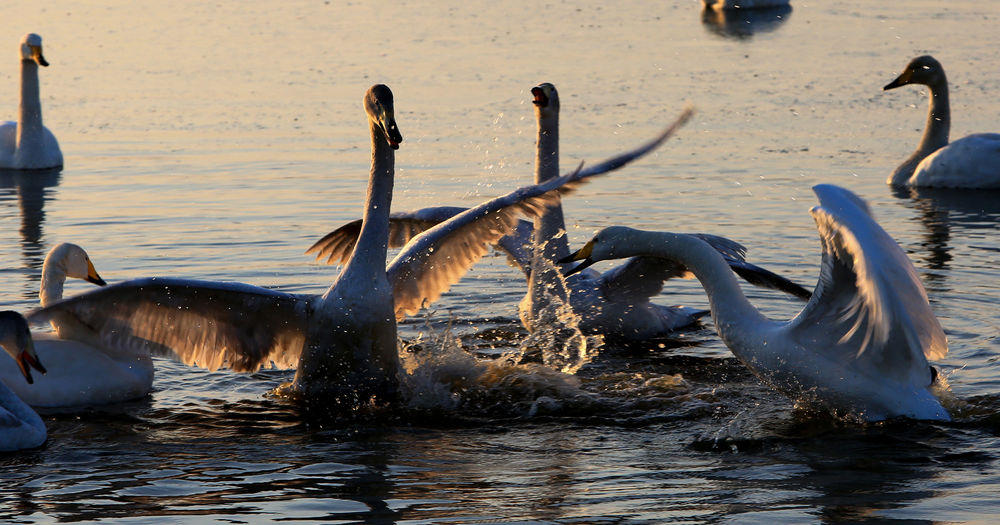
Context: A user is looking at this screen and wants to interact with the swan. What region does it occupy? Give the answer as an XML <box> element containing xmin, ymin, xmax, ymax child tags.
<box><xmin>701</xmin><ymin>0</ymin><xmax>790</xmax><ymax>11</ymax></box>
<box><xmin>0</xmin><ymin>34</ymin><xmax>63</xmax><ymax>170</ymax></box>
<box><xmin>28</xmin><ymin>85</ymin><xmax>693</xmax><ymax>410</ymax></box>
<box><xmin>884</xmin><ymin>55</ymin><xmax>1000</xmax><ymax>189</ymax></box>
<box><xmin>0</xmin><ymin>243</ymin><xmax>156</xmax><ymax>408</ymax></box>
<box><xmin>560</xmin><ymin>184</ymin><xmax>950</xmax><ymax>422</ymax></box>
<box><xmin>308</xmin><ymin>83</ymin><xmax>810</xmax><ymax>341</ymax></box>
<box><xmin>0</xmin><ymin>311</ymin><xmax>47</xmax><ymax>451</ymax></box>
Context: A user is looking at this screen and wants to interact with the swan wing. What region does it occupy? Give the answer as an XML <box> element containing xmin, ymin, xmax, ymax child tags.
<box><xmin>387</xmin><ymin>108</ymin><xmax>694</xmax><ymax>318</ymax></box>
<box><xmin>789</xmin><ymin>185</ymin><xmax>947</xmax><ymax>383</ymax></box>
<box><xmin>27</xmin><ymin>277</ymin><xmax>312</xmax><ymax>373</ymax></box>
<box><xmin>305</xmin><ymin>206</ymin><xmax>469</xmax><ymax>265</ymax></box>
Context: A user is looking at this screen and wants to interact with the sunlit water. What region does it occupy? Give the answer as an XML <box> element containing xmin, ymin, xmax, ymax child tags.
<box><xmin>1</xmin><ymin>1</ymin><xmax>999</xmax><ymax>523</ymax></box>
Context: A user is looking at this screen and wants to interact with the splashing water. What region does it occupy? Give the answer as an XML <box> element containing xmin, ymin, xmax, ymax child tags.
<box><xmin>511</xmin><ymin>239</ymin><xmax>603</xmax><ymax>375</ymax></box>
<box><xmin>398</xmin><ymin>315</ymin><xmax>597</xmax><ymax>416</ymax></box>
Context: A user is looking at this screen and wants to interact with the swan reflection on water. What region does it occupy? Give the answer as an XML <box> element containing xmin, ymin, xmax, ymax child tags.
<box><xmin>701</xmin><ymin>5</ymin><xmax>792</xmax><ymax>40</ymax></box>
<box><xmin>0</xmin><ymin>168</ymin><xmax>60</xmax><ymax>300</ymax></box>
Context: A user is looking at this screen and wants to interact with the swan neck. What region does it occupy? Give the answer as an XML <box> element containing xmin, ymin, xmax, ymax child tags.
<box><xmin>532</xmin><ymin>107</ymin><xmax>570</xmax><ymax>262</ymax></box>
<box><xmin>39</xmin><ymin>258</ymin><xmax>66</xmax><ymax>307</ymax></box>
<box><xmin>891</xmin><ymin>76</ymin><xmax>951</xmax><ymax>185</ymax></box>
<box><xmin>919</xmin><ymin>77</ymin><xmax>950</xmax><ymax>156</ymax></box>
<box><xmin>17</xmin><ymin>60</ymin><xmax>44</xmax><ymax>151</ymax></box>
<box><xmin>634</xmin><ymin>231</ymin><xmax>766</xmax><ymax>327</ymax></box>
<box><xmin>343</xmin><ymin>121</ymin><xmax>395</xmax><ymax>279</ymax></box>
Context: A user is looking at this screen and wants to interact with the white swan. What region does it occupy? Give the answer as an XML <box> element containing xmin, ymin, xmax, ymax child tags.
<box><xmin>308</xmin><ymin>84</ymin><xmax>809</xmax><ymax>341</ymax></box>
<box><xmin>884</xmin><ymin>55</ymin><xmax>1000</xmax><ymax>189</ymax></box>
<box><xmin>701</xmin><ymin>0</ymin><xmax>790</xmax><ymax>11</ymax></box>
<box><xmin>0</xmin><ymin>311</ymin><xmax>47</xmax><ymax>451</ymax></box>
<box><xmin>0</xmin><ymin>243</ymin><xmax>155</xmax><ymax>408</ymax></box>
<box><xmin>28</xmin><ymin>85</ymin><xmax>692</xmax><ymax>410</ymax></box>
<box><xmin>0</xmin><ymin>34</ymin><xmax>63</xmax><ymax>171</ymax></box>
<box><xmin>560</xmin><ymin>184</ymin><xmax>950</xmax><ymax>422</ymax></box>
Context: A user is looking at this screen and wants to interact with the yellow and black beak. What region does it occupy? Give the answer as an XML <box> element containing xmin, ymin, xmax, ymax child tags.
<box><xmin>379</xmin><ymin>109</ymin><xmax>403</xmax><ymax>150</ymax></box>
<box><xmin>16</xmin><ymin>338</ymin><xmax>46</xmax><ymax>385</ymax></box>
<box><xmin>86</xmin><ymin>259</ymin><xmax>107</xmax><ymax>286</ymax></box>
<box><xmin>31</xmin><ymin>45</ymin><xmax>48</xmax><ymax>67</ymax></box>
<box><xmin>883</xmin><ymin>69</ymin><xmax>911</xmax><ymax>91</ymax></box>
<box><xmin>558</xmin><ymin>240</ymin><xmax>596</xmax><ymax>277</ymax></box>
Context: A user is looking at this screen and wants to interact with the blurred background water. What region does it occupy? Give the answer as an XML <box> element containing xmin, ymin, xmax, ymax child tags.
<box><xmin>0</xmin><ymin>0</ymin><xmax>999</xmax><ymax>523</ymax></box>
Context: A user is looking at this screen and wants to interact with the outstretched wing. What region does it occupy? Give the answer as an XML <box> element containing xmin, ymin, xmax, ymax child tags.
<box><xmin>27</xmin><ymin>278</ymin><xmax>312</xmax><ymax>373</ymax></box>
<box><xmin>386</xmin><ymin>108</ymin><xmax>695</xmax><ymax>319</ymax></box>
<box><xmin>788</xmin><ymin>184</ymin><xmax>947</xmax><ymax>384</ymax></box>
<box><xmin>306</xmin><ymin>207</ymin><xmax>468</xmax><ymax>265</ymax></box>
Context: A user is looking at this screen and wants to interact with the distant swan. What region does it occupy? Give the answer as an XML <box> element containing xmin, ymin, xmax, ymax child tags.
<box><xmin>702</xmin><ymin>0</ymin><xmax>790</xmax><ymax>11</ymax></box>
<box><xmin>28</xmin><ymin>86</ymin><xmax>690</xmax><ymax>410</ymax></box>
<box><xmin>0</xmin><ymin>244</ymin><xmax>155</xmax><ymax>408</ymax></box>
<box><xmin>884</xmin><ymin>55</ymin><xmax>1000</xmax><ymax>189</ymax></box>
<box><xmin>0</xmin><ymin>311</ymin><xmax>47</xmax><ymax>451</ymax></box>
<box><xmin>309</xmin><ymin>84</ymin><xmax>809</xmax><ymax>341</ymax></box>
<box><xmin>0</xmin><ymin>34</ymin><xmax>62</xmax><ymax>170</ymax></box>
<box><xmin>561</xmin><ymin>184</ymin><xmax>950</xmax><ymax>421</ymax></box>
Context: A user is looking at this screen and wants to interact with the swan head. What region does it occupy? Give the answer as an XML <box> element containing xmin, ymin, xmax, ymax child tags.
<box><xmin>45</xmin><ymin>243</ymin><xmax>107</xmax><ymax>286</ymax></box>
<box><xmin>531</xmin><ymin>83</ymin><xmax>560</xmax><ymax>116</ymax></box>
<box><xmin>364</xmin><ymin>84</ymin><xmax>403</xmax><ymax>150</ymax></box>
<box><xmin>0</xmin><ymin>311</ymin><xmax>46</xmax><ymax>384</ymax></box>
<box><xmin>19</xmin><ymin>33</ymin><xmax>48</xmax><ymax>67</ymax></box>
<box><xmin>559</xmin><ymin>226</ymin><xmax>638</xmax><ymax>276</ymax></box>
<box><xmin>884</xmin><ymin>55</ymin><xmax>944</xmax><ymax>91</ymax></box>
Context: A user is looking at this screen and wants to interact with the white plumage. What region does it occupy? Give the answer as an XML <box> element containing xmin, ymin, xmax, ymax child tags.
<box><xmin>562</xmin><ymin>184</ymin><xmax>949</xmax><ymax>422</ymax></box>
<box><xmin>0</xmin><ymin>34</ymin><xmax>62</xmax><ymax>170</ymax></box>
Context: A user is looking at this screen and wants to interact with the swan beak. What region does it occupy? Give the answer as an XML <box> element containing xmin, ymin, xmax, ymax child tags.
<box><xmin>31</xmin><ymin>45</ymin><xmax>49</xmax><ymax>67</ymax></box>
<box><xmin>883</xmin><ymin>71</ymin><xmax>910</xmax><ymax>91</ymax></box>
<box><xmin>559</xmin><ymin>240</ymin><xmax>596</xmax><ymax>277</ymax></box>
<box><xmin>16</xmin><ymin>338</ymin><xmax>46</xmax><ymax>385</ymax></box>
<box><xmin>379</xmin><ymin>110</ymin><xmax>403</xmax><ymax>150</ymax></box>
<box><xmin>531</xmin><ymin>86</ymin><xmax>549</xmax><ymax>107</ymax></box>
<box><xmin>86</xmin><ymin>260</ymin><xmax>107</xmax><ymax>286</ymax></box>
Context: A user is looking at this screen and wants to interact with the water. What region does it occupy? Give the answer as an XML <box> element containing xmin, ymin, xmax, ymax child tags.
<box><xmin>1</xmin><ymin>0</ymin><xmax>1000</xmax><ymax>522</ymax></box>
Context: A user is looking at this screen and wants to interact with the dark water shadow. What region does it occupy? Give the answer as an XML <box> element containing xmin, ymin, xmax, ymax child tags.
<box><xmin>0</xmin><ymin>168</ymin><xmax>61</xmax><ymax>301</ymax></box>
<box><xmin>701</xmin><ymin>5</ymin><xmax>793</xmax><ymax>40</ymax></box>
<box><xmin>890</xmin><ymin>186</ymin><xmax>1000</xmax><ymax>291</ymax></box>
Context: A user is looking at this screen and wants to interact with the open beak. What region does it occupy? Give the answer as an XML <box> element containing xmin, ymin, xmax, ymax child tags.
<box><xmin>16</xmin><ymin>338</ymin><xmax>45</xmax><ymax>385</ymax></box>
<box><xmin>86</xmin><ymin>260</ymin><xmax>107</xmax><ymax>286</ymax></box>
<box><xmin>558</xmin><ymin>240</ymin><xmax>596</xmax><ymax>277</ymax></box>
<box><xmin>31</xmin><ymin>45</ymin><xmax>48</xmax><ymax>67</ymax></box>
<box><xmin>531</xmin><ymin>86</ymin><xmax>548</xmax><ymax>107</ymax></box>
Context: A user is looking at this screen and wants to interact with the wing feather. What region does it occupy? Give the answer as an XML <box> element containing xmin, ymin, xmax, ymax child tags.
<box><xmin>788</xmin><ymin>184</ymin><xmax>947</xmax><ymax>383</ymax></box>
<box><xmin>27</xmin><ymin>278</ymin><xmax>312</xmax><ymax>372</ymax></box>
<box><xmin>386</xmin><ymin>108</ymin><xmax>695</xmax><ymax>318</ymax></box>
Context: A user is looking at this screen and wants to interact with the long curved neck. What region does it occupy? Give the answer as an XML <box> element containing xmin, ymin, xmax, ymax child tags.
<box><xmin>340</xmin><ymin>121</ymin><xmax>394</xmax><ymax>284</ymax></box>
<box><xmin>891</xmin><ymin>77</ymin><xmax>950</xmax><ymax>185</ymax></box>
<box><xmin>532</xmin><ymin>107</ymin><xmax>570</xmax><ymax>262</ymax></box>
<box><xmin>17</xmin><ymin>60</ymin><xmax>44</xmax><ymax>154</ymax></box>
<box><xmin>39</xmin><ymin>258</ymin><xmax>66</xmax><ymax>307</ymax></box>
<box><xmin>627</xmin><ymin>231</ymin><xmax>767</xmax><ymax>330</ymax></box>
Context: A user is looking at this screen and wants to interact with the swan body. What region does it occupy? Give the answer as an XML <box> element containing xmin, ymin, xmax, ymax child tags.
<box><xmin>0</xmin><ymin>311</ymin><xmax>47</xmax><ymax>451</ymax></box>
<box><xmin>27</xmin><ymin>85</ymin><xmax>683</xmax><ymax>410</ymax></box>
<box><xmin>309</xmin><ymin>85</ymin><xmax>809</xmax><ymax>341</ymax></box>
<box><xmin>0</xmin><ymin>34</ymin><xmax>62</xmax><ymax>170</ymax></box>
<box><xmin>0</xmin><ymin>243</ymin><xmax>153</xmax><ymax>408</ymax></box>
<box><xmin>884</xmin><ymin>55</ymin><xmax>1000</xmax><ymax>189</ymax></box>
<box><xmin>561</xmin><ymin>184</ymin><xmax>949</xmax><ymax>421</ymax></box>
<box><xmin>702</xmin><ymin>0</ymin><xmax>790</xmax><ymax>11</ymax></box>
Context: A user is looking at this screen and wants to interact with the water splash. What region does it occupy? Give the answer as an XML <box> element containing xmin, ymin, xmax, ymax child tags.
<box><xmin>398</xmin><ymin>315</ymin><xmax>597</xmax><ymax>416</ymax></box>
<box><xmin>511</xmin><ymin>239</ymin><xmax>603</xmax><ymax>375</ymax></box>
